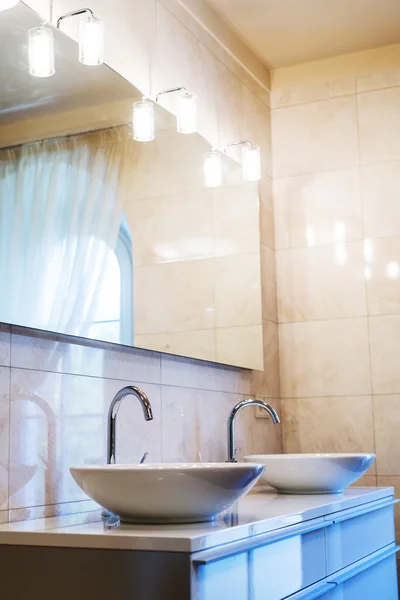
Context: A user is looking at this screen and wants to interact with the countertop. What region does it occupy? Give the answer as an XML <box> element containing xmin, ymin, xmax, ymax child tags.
<box><xmin>0</xmin><ymin>487</ymin><xmax>394</xmax><ymax>553</ymax></box>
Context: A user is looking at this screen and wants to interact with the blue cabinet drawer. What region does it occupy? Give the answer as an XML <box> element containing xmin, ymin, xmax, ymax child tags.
<box><xmin>325</xmin><ymin>498</ymin><xmax>396</xmax><ymax>575</ymax></box>
<box><xmin>324</xmin><ymin>550</ymin><xmax>398</xmax><ymax>600</ymax></box>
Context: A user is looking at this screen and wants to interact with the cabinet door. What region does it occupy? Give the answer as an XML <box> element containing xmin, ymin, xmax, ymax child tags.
<box><xmin>325</xmin><ymin>499</ymin><xmax>396</xmax><ymax>575</ymax></box>
<box><xmin>325</xmin><ymin>553</ymin><xmax>398</xmax><ymax>600</ymax></box>
<box><xmin>193</xmin><ymin>520</ymin><xmax>328</xmax><ymax>600</ymax></box>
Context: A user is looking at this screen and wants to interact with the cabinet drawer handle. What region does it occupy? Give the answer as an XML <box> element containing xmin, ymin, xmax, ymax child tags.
<box><xmin>284</xmin><ymin>582</ymin><xmax>336</xmax><ymax>600</ymax></box>
<box><xmin>192</xmin><ymin>518</ymin><xmax>333</xmax><ymax>565</ymax></box>
<box><xmin>331</xmin><ymin>498</ymin><xmax>398</xmax><ymax>524</ymax></box>
<box><xmin>327</xmin><ymin>544</ymin><xmax>400</xmax><ymax>585</ymax></box>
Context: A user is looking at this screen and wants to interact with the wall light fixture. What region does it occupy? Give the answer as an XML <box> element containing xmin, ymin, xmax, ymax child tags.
<box><xmin>225</xmin><ymin>140</ymin><xmax>261</xmax><ymax>182</ymax></box>
<box><xmin>156</xmin><ymin>87</ymin><xmax>198</xmax><ymax>135</ymax></box>
<box><xmin>28</xmin><ymin>24</ymin><xmax>55</xmax><ymax>78</ymax></box>
<box><xmin>133</xmin><ymin>98</ymin><xmax>155</xmax><ymax>142</ymax></box>
<box><xmin>57</xmin><ymin>8</ymin><xmax>104</xmax><ymax>66</ymax></box>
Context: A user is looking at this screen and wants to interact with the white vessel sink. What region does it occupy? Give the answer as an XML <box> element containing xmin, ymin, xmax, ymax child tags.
<box><xmin>70</xmin><ymin>462</ymin><xmax>264</xmax><ymax>523</ymax></box>
<box><xmin>243</xmin><ymin>453</ymin><xmax>376</xmax><ymax>494</ymax></box>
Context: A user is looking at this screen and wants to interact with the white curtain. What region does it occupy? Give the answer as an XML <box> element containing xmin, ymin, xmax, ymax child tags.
<box><xmin>0</xmin><ymin>126</ymin><xmax>135</xmax><ymax>337</ymax></box>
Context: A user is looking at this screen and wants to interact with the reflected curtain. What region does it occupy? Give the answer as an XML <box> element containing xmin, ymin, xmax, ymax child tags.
<box><xmin>0</xmin><ymin>126</ymin><xmax>135</xmax><ymax>336</ymax></box>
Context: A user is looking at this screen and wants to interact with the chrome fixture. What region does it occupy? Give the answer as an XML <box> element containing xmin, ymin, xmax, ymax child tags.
<box><xmin>132</xmin><ymin>97</ymin><xmax>155</xmax><ymax>142</ymax></box>
<box><xmin>57</xmin><ymin>7</ymin><xmax>104</xmax><ymax>66</ymax></box>
<box><xmin>107</xmin><ymin>385</ymin><xmax>153</xmax><ymax>465</ymax></box>
<box><xmin>28</xmin><ymin>24</ymin><xmax>55</xmax><ymax>78</ymax></box>
<box><xmin>227</xmin><ymin>398</ymin><xmax>280</xmax><ymax>463</ymax></box>
<box><xmin>225</xmin><ymin>140</ymin><xmax>262</xmax><ymax>182</ymax></box>
<box><xmin>156</xmin><ymin>87</ymin><xmax>198</xmax><ymax>134</ymax></box>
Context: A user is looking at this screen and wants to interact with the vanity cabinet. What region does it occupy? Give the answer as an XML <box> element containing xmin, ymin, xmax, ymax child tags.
<box><xmin>0</xmin><ymin>489</ymin><xmax>398</xmax><ymax>600</ymax></box>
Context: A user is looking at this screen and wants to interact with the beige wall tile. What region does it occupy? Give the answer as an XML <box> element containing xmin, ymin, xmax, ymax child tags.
<box><xmin>261</xmin><ymin>245</ymin><xmax>277</xmax><ymax>323</ymax></box>
<box><xmin>272</xmin><ymin>96</ymin><xmax>359</xmax><ymax>178</ymax></box>
<box><xmin>214</xmin><ymin>59</ymin><xmax>244</xmax><ymax>150</ymax></box>
<box><xmin>273</xmin><ymin>168</ymin><xmax>363</xmax><ymax>250</ymax></box>
<box><xmin>279</xmin><ymin>319</ymin><xmax>371</xmax><ymax>398</ymax></box>
<box><xmin>161</xmin><ymin>386</ymin><xmax>253</xmax><ymax>462</ymax></box>
<box><xmin>366</xmin><ymin>237</ymin><xmax>400</xmax><ymax>315</ymax></box>
<box><xmin>160</xmin><ymin>353</ymin><xmax>251</xmax><ymax>394</ymax></box>
<box><xmin>242</xmin><ymin>84</ymin><xmax>272</xmax><ymax>178</ymax></box>
<box><xmin>361</xmin><ymin>161</ymin><xmax>400</xmax><ymax>239</ymax></box>
<box><xmin>281</xmin><ymin>396</ymin><xmax>375</xmax><ymax>463</ymax></box>
<box><xmin>0</xmin><ymin>367</ymin><xmax>10</xmax><ymax>511</ymax></box>
<box><xmin>154</xmin><ymin>2</ymin><xmax>219</xmax><ymax>147</ymax></box>
<box><xmin>215</xmin><ymin>325</ymin><xmax>264</xmax><ymax>371</ymax></box>
<box><xmin>357</xmin><ymin>67</ymin><xmax>400</xmax><ymax>94</ymax></box>
<box><xmin>135</xmin><ymin>330</ymin><xmax>216</xmax><ymax>363</ymax></box>
<box><xmin>350</xmin><ymin>474</ymin><xmax>377</xmax><ymax>487</ymax></box>
<box><xmin>358</xmin><ymin>86</ymin><xmax>400</xmax><ymax>164</ymax></box>
<box><xmin>370</xmin><ymin>316</ymin><xmax>400</xmax><ymax>394</ymax></box>
<box><xmin>251</xmin><ymin>398</ymin><xmax>282</xmax><ymax>455</ymax></box>
<box><xmin>373</xmin><ymin>396</ymin><xmax>400</xmax><ymax>477</ymax></box>
<box><xmin>10</xmin><ymin>329</ymin><xmax>161</xmax><ymax>384</ymax></box>
<box><xmin>271</xmin><ymin>78</ymin><xmax>355</xmax><ymax>109</ymax></box>
<box><xmin>23</xmin><ymin>0</ymin><xmax>50</xmax><ymax>18</ymax></box>
<box><xmin>259</xmin><ymin>176</ymin><xmax>275</xmax><ymax>250</ymax></box>
<box><xmin>129</xmin><ymin>128</ymin><xmax>211</xmax><ymax>201</ymax></box>
<box><xmin>126</xmin><ymin>190</ymin><xmax>215</xmax><ymax>267</ymax></box>
<box><xmin>251</xmin><ymin>320</ymin><xmax>280</xmax><ymax>398</ymax></box>
<box><xmin>0</xmin><ymin>324</ymin><xmax>10</xmax><ymax>367</ymax></box>
<box><xmin>53</xmin><ymin>0</ymin><xmax>156</xmax><ymax>96</ymax></box>
<box><xmin>214</xmin><ymin>183</ymin><xmax>260</xmax><ymax>257</ymax></box>
<box><xmin>214</xmin><ymin>254</ymin><xmax>262</xmax><ymax>328</ymax></box>
<box><xmin>9</xmin><ymin>368</ymin><xmax>161</xmax><ymax>509</ymax></box>
<box><xmin>134</xmin><ymin>259</ymin><xmax>215</xmax><ymax>335</ymax></box>
<box><xmin>276</xmin><ymin>242</ymin><xmax>367</xmax><ymax>322</ymax></box>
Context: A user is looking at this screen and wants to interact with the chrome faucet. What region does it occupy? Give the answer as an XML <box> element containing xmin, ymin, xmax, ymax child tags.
<box><xmin>107</xmin><ymin>385</ymin><xmax>153</xmax><ymax>465</ymax></box>
<box><xmin>227</xmin><ymin>398</ymin><xmax>280</xmax><ymax>462</ymax></box>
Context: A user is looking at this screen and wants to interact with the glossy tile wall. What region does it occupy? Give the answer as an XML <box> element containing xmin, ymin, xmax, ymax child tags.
<box><xmin>0</xmin><ymin>0</ymin><xmax>280</xmax><ymax>522</ymax></box>
<box><xmin>271</xmin><ymin>64</ymin><xmax>400</xmax><ymax>536</ymax></box>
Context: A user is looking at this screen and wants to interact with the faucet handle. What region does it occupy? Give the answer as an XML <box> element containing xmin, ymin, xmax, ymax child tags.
<box><xmin>140</xmin><ymin>452</ymin><xmax>148</xmax><ymax>464</ymax></box>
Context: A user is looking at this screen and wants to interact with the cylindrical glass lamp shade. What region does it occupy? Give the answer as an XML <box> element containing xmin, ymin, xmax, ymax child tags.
<box><xmin>28</xmin><ymin>26</ymin><xmax>55</xmax><ymax>78</ymax></box>
<box><xmin>79</xmin><ymin>16</ymin><xmax>104</xmax><ymax>66</ymax></box>
<box><xmin>204</xmin><ymin>150</ymin><xmax>222</xmax><ymax>188</ymax></box>
<box><xmin>0</xmin><ymin>0</ymin><xmax>19</xmax><ymax>11</ymax></box>
<box><xmin>177</xmin><ymin>92</ymin><xmax>198</xmax><ymax>134</ymax></box>
<box><xmin>133</xmin><ymin>99</ymin><xmax>155</xmax><ymax>142</ymax></box>
<box><xmin>242</xmin><ymin>144</ymin><xmax>261</xmax><ymax>182</ymax></box>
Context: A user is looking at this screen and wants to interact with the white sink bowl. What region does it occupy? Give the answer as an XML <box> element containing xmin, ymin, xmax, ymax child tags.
<box><xmin>70</xmin><ymin>462</ymin><xmax>264</xmax><ymax>523</ymax></box>
<box><xmin>243</xmin><ymin>454</ymin><xmax>376</xmax><ymax>494</ymax></box>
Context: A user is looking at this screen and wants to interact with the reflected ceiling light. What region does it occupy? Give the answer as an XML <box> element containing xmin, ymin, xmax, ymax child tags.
<box><xmin>156</xmin><ymin>87</ymin><xmax>198</xmax><ymax>135</ymax></box>
<box><xmin>133</xmin><ymin>98</ymin><xmax>155</xmax><ymax>142</ymax></box>
<box><xmin>0</xmin><ymin>0</ymin><xmax>19</xmax><ymax>11</ymax></box>
<box><xmin>225</xmin><ymin>140</ymin><xmax>262</xmax><ymax>182</ymax></box>
<box><xmin>57</xmin><ymin>8</ymin><xmax>104</xmax><ymax>66</ymax></box>
<box><xmin>28</xmin><ymin>25</ymin><xmax>55</xmax><ymax>78</ymax></box>
<box><xmin>204</xmin><ymin>149</ymin><xmax>222</xmax><ymax>188</ymax></box>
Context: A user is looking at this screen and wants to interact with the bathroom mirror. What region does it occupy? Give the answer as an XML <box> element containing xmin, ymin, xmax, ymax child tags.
<box><xmin>0</xmin><ymin>2</ymin><xmax>263</xmax><ymax>369</ymax></box>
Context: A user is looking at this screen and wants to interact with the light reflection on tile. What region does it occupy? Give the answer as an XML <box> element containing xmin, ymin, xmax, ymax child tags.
<box><xmin>279</xmin><ymin>319</ymin><xmax>371</xmax><ymax>398</ymax></box>
<box><xmin>366</xmin><ymin>237</ymin><xmax>400</xmax><ymax>316</ymax></box>
<box><xmin>10</xmin><ymin>329</ymin><xmax>161</xmax><ymax>384</ymax></box>
<box><xmin>273</xmin><ymin>168</ymin><xmax>362</xmax><ymax>250</ymax></box>
<box><xmin>9</xmin><ymin>368</ymin><xmax>161</xmax><ymax>509</ymax></box>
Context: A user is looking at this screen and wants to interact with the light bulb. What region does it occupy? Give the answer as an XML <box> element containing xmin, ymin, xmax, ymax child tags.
<box><xmin>177</xmin><ymin>92</ymin><xmax>197</xmax><ymax>134</ymax></box>
<box><xmin>0</xmin><ymin>0</ymin><xmax>18</xmax><ymax>10</ymax></box>
<box><xmin>204</xmin><ymin>150</ymin><xmax>222</xmax><ymax>188</ymax></box>
<box><xmin>242</xmin><ymin>144</ymin><xmax>261</xmax><ymax>182</ymax></box>
<box><xmin>79</xmin><ymin>16</ymin><xmax>104</xmax><ymax>66</ymax></box>
<box><xmin>133</xmin><ymin>99</ymin><xmax>155</xmax><ymax>142</ymax></box>
<box><xmin>28</xmin><ymin>26</ymin><xmax>55</xmax><ymax>78</ymax></box>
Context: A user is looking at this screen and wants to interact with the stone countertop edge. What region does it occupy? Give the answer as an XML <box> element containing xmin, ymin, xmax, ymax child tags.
<box><xmin>0</xmin><ymin>487</ymin><xmax>394</xmax><ymax>554</ymax></box>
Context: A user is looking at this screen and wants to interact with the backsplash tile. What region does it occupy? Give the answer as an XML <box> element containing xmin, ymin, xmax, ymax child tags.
<box><xmin>0</xmin><ymin>367</ymin><xmax>10</xmax><ymax>511</ymax></box>
<box><xmin>0</xmin><ymin>324</ymin><xmax>10</xmax><ymax>368</ymax></box>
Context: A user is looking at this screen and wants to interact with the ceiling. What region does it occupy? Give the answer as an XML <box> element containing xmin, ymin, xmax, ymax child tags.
<box><xmin>207</xmin><ymin>0</ymin><xmax>400</xmax><ymax>69</ymax></box>
<box><xmin>0</xmin><ymin>3</ymin><xmax>138</xmax><ymax>125</ymax></box>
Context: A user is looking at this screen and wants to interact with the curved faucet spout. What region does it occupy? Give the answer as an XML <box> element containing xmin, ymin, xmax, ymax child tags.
<box><xmin>107</xmin><ymin>386</ymin><xmax>153</xmax><ymax>465</ymax></box>
<box><xmin>227</xmin><ymin>398</ymin><xmax>280</xmax><ymax>463</ymax></box>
